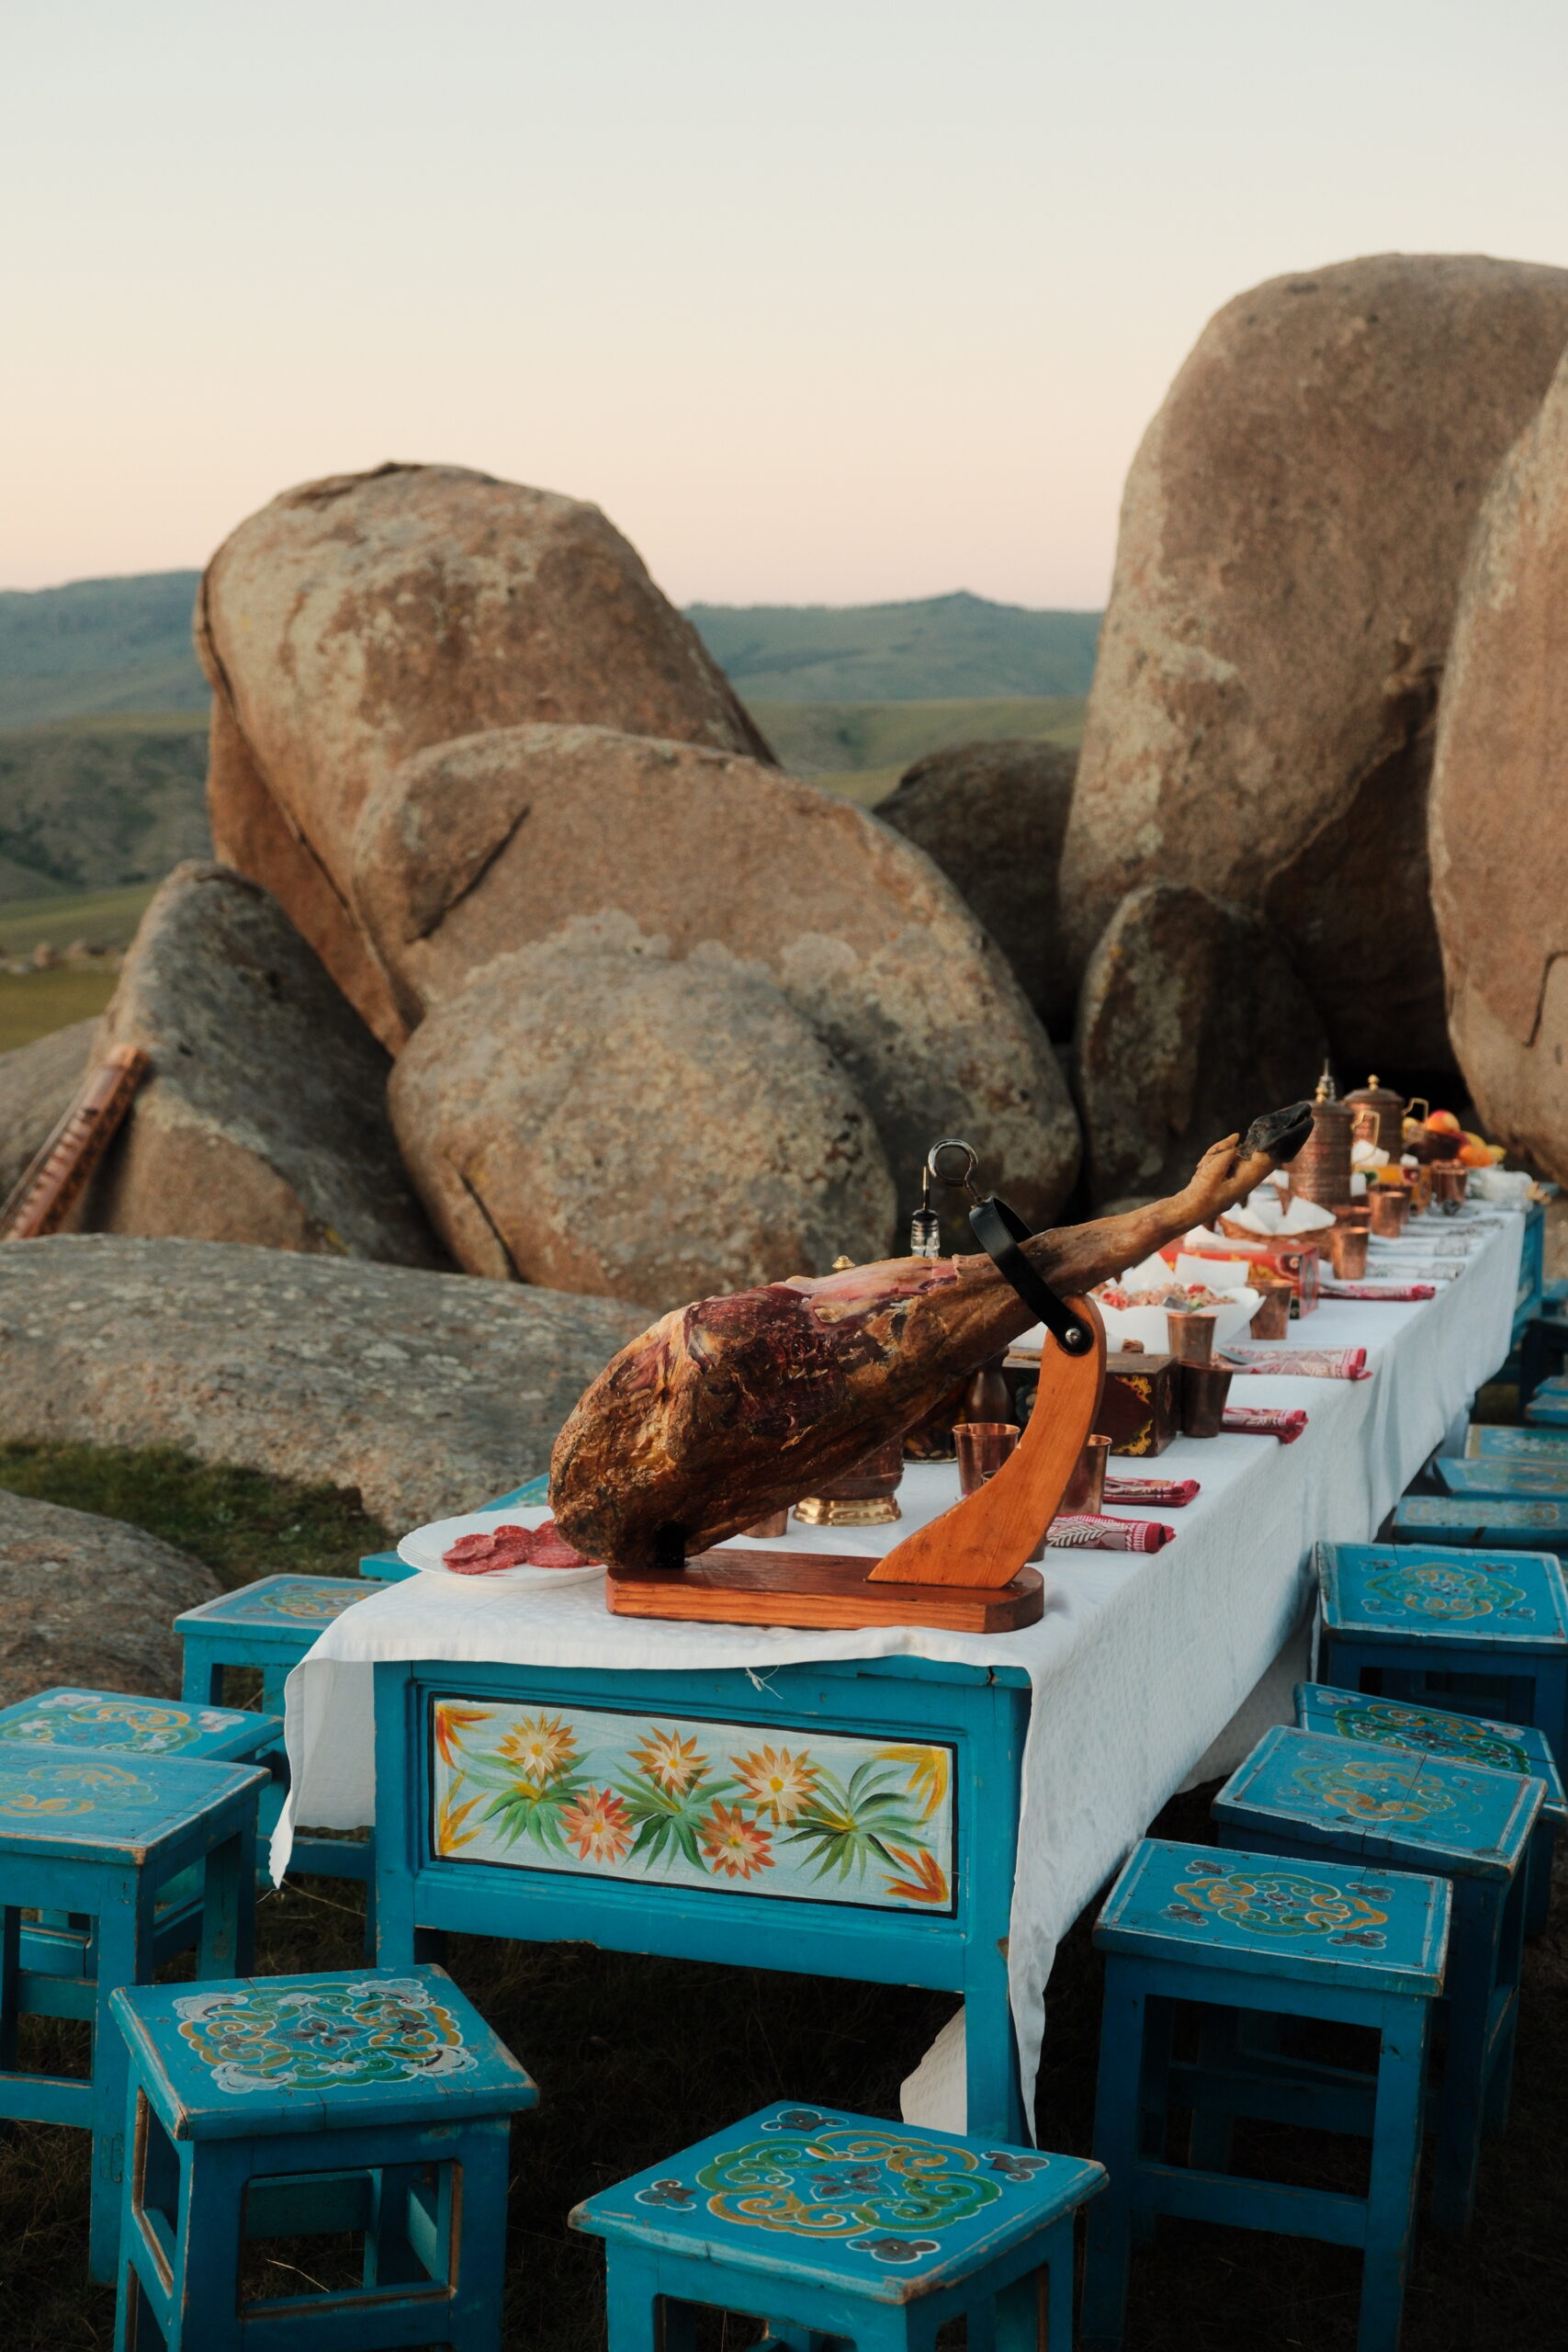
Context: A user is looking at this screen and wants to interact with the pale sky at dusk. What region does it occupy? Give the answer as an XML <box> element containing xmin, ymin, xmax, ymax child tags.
<box><xmin>5</xmin><ymin>1</ymin><xmax>1567</xmax><ymax>607</ymax></box>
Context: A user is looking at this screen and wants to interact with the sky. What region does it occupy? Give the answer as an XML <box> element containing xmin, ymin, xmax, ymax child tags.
<box><xmin>4</xmin><ymin>1</ymin><xmax>1568</xmax><ymax>608</ymax></box>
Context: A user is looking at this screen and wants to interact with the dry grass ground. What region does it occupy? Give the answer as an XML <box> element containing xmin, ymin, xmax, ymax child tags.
<box><xmin>0</xmin><ymin>1442</ymin><xmax>1563</xmax><ymax>2350</ymax></box>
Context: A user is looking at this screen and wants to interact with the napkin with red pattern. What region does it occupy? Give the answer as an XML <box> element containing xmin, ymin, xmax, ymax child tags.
<box><xmin>1103</xmin><ymin>1476</ymin><xmax>1201</xmax><ymax>1507</ymax></box>
<box><xmin>1321</xmin><ymin>1282</ymin><xmax>1437</xmax><ymax>1303</ymax></box>
<box><xmin>1221</xmin><ymin>1407</ymin><xmax>1309</xmax><ymax>1442</ymax></box>
<box><xmin>1221</xmin><ymin>1346</ymin><xmax>1369</xmax><ymax>1380</ymax></box>
<box><xmin>1046</xmin><ymin>1514</ymin><xmax>1174</xmax><ymax>1552</ymax></box>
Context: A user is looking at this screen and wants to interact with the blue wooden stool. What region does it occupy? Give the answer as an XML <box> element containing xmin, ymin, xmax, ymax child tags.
<box><xmin>1295</xmin><ymin>1681</ymin><xmax>1565</xmax><ymax>1935</ymax></box>
<box><xmin>1391</xmin><ymin>1493</ymin><xmax>1568</xmax><ymax>1554</ymax></box>
<box><xmin>0</xmin><ymin>1685</ymin><xmax>282</xmax><ymax>1986</ymax></box>
<box><xmin>1315</xmin><ymin>1539</ymin><xmax>1568</xmax><ymax>1757</ymax></box>
<box><xmin>176</xmin><ymin>1576</ymin><xmax>377</xmax><ymax>1898</ymax></box>
<box><xmin>110</xmin><ymin>1964</ymin><xmax>536</xmax><ymax>2351</ymax></box>
<box><xmin>358</xmin><ymin>1476</ymin><xmax>550</xmax><ymax>1584</ymax></box>
<box><xmin>1079</xmin><ymin>1837</ymin><xmax>1448</xmax><ymax>2352</ymax></box>
<box><xmin>1525</xmin><ymin>1390</ymin><xmax>1568</xmax><ymax>1428</ymax></box>
<box><xmin>0</xmin><ymin>1742</ymin><xmax>265</xmax><ymax>2279</ymax></box>
<box><xmin>1464</xmin><ymin>1424</ymin><xmax>1568</xmax><ymax>1462</ymax></box>
<box><xmin>1213</xmin><ymin>1725</ymin><xmax>1542</xmax><ymax>2233</ymax></box>
<box><xmin>571</xmin><ymin>2100</ymin><xmax>1104</xmax><ymax>2352</ymax></box>
<box><xmin>1437</xmin><ymin>1452</ymin><xmax>1568</xmax><ymax>1501</ymax></box>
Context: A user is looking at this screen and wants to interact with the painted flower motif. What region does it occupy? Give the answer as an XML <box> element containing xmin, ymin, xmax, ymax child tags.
<box><xmin>700</xmin><ymin>1800</ymin><xmax>775</xmax><ymax>1879</ymax></box>
<box><xmin>496</xmin><ymin>1713</ymin><xmax>579</xmax><ymax>1788</ymax></box>
<box><xmin>880</xmin><ymin>1845</ymin><xmax>950</xmax><ymax>1906</ymax></box>
<box><xmin>733</xmin><ymin>1745</ymin><xmax>819</xmax><ymax>1823</ymax></box>
<box><xmin>436</xmin><ymin>1789</ymin><xmax>482</xmax><ymax>1853</ymax></box>
<box><xmin>433</xmin><ymin>1703</ymin><xmax>492</xmax><ymax>1770</ymax></box>
<box><xmin>628</xmin><ymin>1726</ymin><xmax>709</xmax><ymax>1794</ymax></box>
<box><xmin>558</xmin><ymin>1786</ymin><xmax>633</xmax><ymax>1865</ymax></box>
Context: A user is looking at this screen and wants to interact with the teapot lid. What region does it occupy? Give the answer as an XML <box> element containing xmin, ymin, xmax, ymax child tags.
<box><xmin>1344</xmin><ymin>1073</ymin><xmax>1405</xmax><ymax>1111</ymax></box>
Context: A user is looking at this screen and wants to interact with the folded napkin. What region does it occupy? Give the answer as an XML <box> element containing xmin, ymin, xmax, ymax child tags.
<box><xmin>1321</xmin><ymin>1281</ymin><xmax>1437</xmax><ymax>1303</ymax></box>
<box><xmin>1221</xmin><ymin>1345</ymin><xmax>1370</xmax><ymax>1380</ymax></box>
<box><xmin>1222</xmin><ymin>1406</ymin><xmax>1309</xmax><ymax>1443</ymax></box>
<box><xmin>1103</xmin><ymin>1476</ymin><xmax>1201</xmax><ymax>1507</ymax></box>
<box><xmin>1046</xmin><ymin>1514</ymin><xmax>1173</xmax><ymax>1552</ymax></box>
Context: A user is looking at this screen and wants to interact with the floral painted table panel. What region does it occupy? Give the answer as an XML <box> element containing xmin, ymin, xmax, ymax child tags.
<box><xmin>431</xmin><ymin>1696</ymin><xmax>957</xmax><ymax>1914</ymax></box>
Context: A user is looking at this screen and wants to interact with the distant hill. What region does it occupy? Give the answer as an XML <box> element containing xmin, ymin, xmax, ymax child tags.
<box><xmin>753</xmin><ymin>695</ymin><xmax>1086</xmax><ymax>806</ymax></box>
<box><xmin>0</xmin><ymin>711</ymin><xmax>210</xmax><ymax>898</ymax></box>
<box><xmin>0</xmin><ymin>571</ymin><xmax>208</xmax><ymax>728</ymax></box>
<box><xmin>687</xmin><ymin>592</ymin><xmax>1100</xmax><ymax>702</ymax></box>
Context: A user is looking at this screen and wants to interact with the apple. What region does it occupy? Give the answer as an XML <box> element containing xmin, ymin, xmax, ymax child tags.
<box><xmin>1426</xmin><ymin>1109</ymin><xmax>1461</xmax><ymax>1135</ymax></box>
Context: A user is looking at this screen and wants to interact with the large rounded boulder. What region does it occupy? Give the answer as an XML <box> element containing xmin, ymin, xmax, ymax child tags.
<box><xmin>389</xmin><ymin>918</ymin><xmax>897</xmax><ymax>1306</ymax></box>
<box><xmin>877</xmin><ymin>739</ymin><xmax>1079</xmax><ymax>1036</ymax></box>
<box><xmin>353</xmin><ymin>723</ymin><xmax>1082</xmax><ymax>1230</ymax></box>
<box><xmin>196</xmin><ymin>462</ymin><xmax>772</xmax><ymax>1044</ymax></box>
<box><xmin>1061</xmin><ymin>254</ymin><xmax>1568</xmax><ymax>1071</ymax></box>
<box><xmin>1073</xmin><ymin>884</ymin><xmax>1326</xmax><ymax>1207</ymax></box>
<box><xmin>1429</xmin><ymin>345</ymin><xmax>1568</xmax><ymax>1182</ymax></box>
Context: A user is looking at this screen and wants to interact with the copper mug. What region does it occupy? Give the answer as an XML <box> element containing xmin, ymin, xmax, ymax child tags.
<box><xmin>1061</xmin><ymin>1433</ymin><xmax>1111</xmax><ymax>1516</ymax></box>
<box><xmin>954</xmin><ymin>1420</ymin><xmax>1019</xmax><ymax>1497</ymax></box>
<box><xmin>1369</xmin><ymin>1188</ymin><xmax>1409</xmax><ymax>1238</ymax></box>
<box><xmin>1327</xmin><ymin>1224</ymin><xmax>1369</xmax><ymax>1280</ymax></box>
<box><xmin>1249</xmin><ymin>1281</ymin><xmax>1292</xmax><ymax>1340</ymax></box>
<box><xmin>1166</xmin><ymin>1309</ymin><xmax>1217</xmax><ymax>1365</ymax></box>
<box><xmin>1433</xmin><ymin>1162</ymin><xmax>1469</xmax><ymax>1215</ymax></box>
<box><xmin>1179</xmin><ymin>1363</ymin><xmax>1234</xmax><ymax>1438</ymax></box>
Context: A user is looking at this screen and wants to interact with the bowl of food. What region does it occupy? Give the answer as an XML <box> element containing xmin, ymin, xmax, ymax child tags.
<box><xmin>1091</xmin><ymin>1252</ymin><xmax>1261</xmax><ymax>1353</ymax></box>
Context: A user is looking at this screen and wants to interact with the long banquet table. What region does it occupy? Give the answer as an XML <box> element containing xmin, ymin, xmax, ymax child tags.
<box><xmin>275</xmin><ymin>1210</ymin><xmax>1524</xmax><ymax>2139</ymax></box>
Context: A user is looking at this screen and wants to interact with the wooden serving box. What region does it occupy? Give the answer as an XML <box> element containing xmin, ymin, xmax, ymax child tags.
<box><xmin>1006</xmin><ymin>1347</ymin><xmax>1179</xmax><ymax>1457</ymax></box>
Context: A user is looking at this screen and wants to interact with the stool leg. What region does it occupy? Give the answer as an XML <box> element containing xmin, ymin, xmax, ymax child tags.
<box><xmin>604</xmin><ymin>2247</ymin><xmax>665</xmax><ymax>2352</ymax></box>
<box><xmin>1357</xmin><ymin>1998</ymin><xmax>1427</xmax><ymax>2352</ymax></box>
<box><xmin>1525</xmin><ymin>1820</ymin><xmax>1554</xmax><ymax>1937</ymax></box>
<box><xmin>994</xmin><ymin>2273</ymin><xmax>1043</xmax><ymax>2352</ymax></box>
<box><xmin>447</xmin><ymin>2114</ymin><xmax>512</xmax><ymax>2350</ymax></box>
<box><xmin>1429</xmin><ymin>1885</ymin><xmax>1501</xmax><ymax>2235</ymax></box>
<box><xmin>171</xmin><ymin>2141</ymin><xmax>248</xmax><ymax>2351</ymax></box>
<box><xmin>1043</xmin><ymin>2215</ymin><xmax>1077</xmax><ymax>2352</ymax></box>
<box><xmin>1081</xmin><ymin>1958</ymin><xmax>1146</xmax><ymax>2351</ymax></box>
<box><xmin>0</xmin><ymin>1904</ymin><xmax>18</xmax><ymax>2071</ymax></box>
<box><xmin>90</xmin><ymin>1891</ymin><xmax>150</xmax><ymax>2284</ymax></box>
<box><xmin>1134</xmin><ymin>1994</ymin><xmax>1174</xmax><ymax>2245</ymax></box>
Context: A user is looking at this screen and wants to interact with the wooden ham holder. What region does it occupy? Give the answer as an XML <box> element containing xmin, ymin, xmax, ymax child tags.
<box><xmin>605</xmin><ymin>1183</ymin><xmax>1108</xmax><ymax>1635</ymax></box>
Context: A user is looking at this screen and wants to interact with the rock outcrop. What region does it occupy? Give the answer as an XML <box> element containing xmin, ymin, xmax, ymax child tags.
<box><xmin>1062</xmin><ymin>254</ymin><xmax>1568</xmax><ymax>1070</ymax></box>
<box><xmin>86</xmin><ymin>863</ymin><xmax>443</xmax><ymax>1265</ymax></box>
<box><xmin>389</xmin><ymin>916</ymin><xmax>897</xmax><ymax>1306</ymax></box>
<box><xmin>877</xmin><ymin>739</ymin><xmax>1079</xmax><ymax>1035</ymax></box>
<box><xmin>1430</xmin><ymin>344</ymin><xmax>1568</xmax><ymax>1183</ymax></box>
<box><xmin>353</xmin><ymin>723</ymin><xmax>1081</xmax><ymax>1230</ymax></box>
<box><xmin>1074</xmin><ymin>885</ymin><xmax>1327</xmax><ymax>1206</ymax></box>
<box><xmin>0</xmin><ymin>1018</ymin><xmax>95</xmax><ymax>1204</ymax></box>
<box><xmin>0</xmin><ymin>1237</ymin><xmax>650</xmax><ymax>1531</ymax></box>
<box><xmin>0</xmin><ymin>1487</ymin><xmax>220</xmax><ymax>1707</ymax></box>
<box><xmin>197</xmin><ymin>462</ymin><xmax>773</xmax><ymax>1045</ymax></box>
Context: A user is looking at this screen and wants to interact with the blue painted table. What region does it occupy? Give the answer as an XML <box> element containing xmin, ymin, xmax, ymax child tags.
<box><xmin>372</xmin><ymin>1651</ymin><xmax>1033</xmax><ymax>2143</ymax></box>
<box><xmin>572</xmin><ymin>2099</ymin><xmax>1104</xmax><ymax>2352</ymax></box>
<box><xmin>0</xmin><ymin>1742</ymin><xmax>265</xmax><ymax>2278</ymax></box>
<box><xmin>1081</xmin><ymin>1836</ymin><xmax>1448</xmax><ymax>2352</ymax></box>
<box><xmin>1315</xmin><ymin>1539</ymin><xmax>1568</xmax><ymax>1754</ymax></box>
<box><xmin>1295</xmin><ymin>1680</ymin><xmax>1565</xmax><ymax>1933</ymax></box>
<box><xmin>1391</xmin><ymin>1493</ymin><xmax>1568</xmax><ymax>1553</ymax></box>
<box><xmin>1213</xmin><ymin>1724</ymin><xmax>1542</xmax><ymax>2232</ymax></box>
<box><xmin>111</xmin><ymin>1963</ymin><xmax>536</xmax><ymax>2350</ymax></box>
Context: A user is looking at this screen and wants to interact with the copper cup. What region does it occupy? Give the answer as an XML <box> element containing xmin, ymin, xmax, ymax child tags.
<box><xmin>954</xmin><ymin>1420</ymin><xmax>1019</xmax><ymax>1497</ymax></box>
<box><xmin>1433</xmin><ymin>1162</ymin><xmax>1469</xmax><ymax>1215</ymax></box>
<box><xmin>1328</xmin><ymin>1224</ymin><xmax>1369</xmax><ymax>1280</ymax></box>
<box><xmin>1179</xmin><ymin>1363</ymin><xmax>1234</xmax><ymax>1438</ymax></box>
<box><xmin>1249</xmin><ymin>1283</ymin><xmax>1292</xmax><ymax>1340</ymax></box>
<box><xmin>1061</xmin><ymin>1433</ymin><xmax>1111</xmax><ymax>1516</ymax></box>
<box><xmin>1166</xmin><ymin>1309</ymin><xmax>1217</xmax><ymax>1365</ymax></box>
<box><xmin>1332</xmin><ymin>1200</ymin><xmax>1371</xmax><ymax>1229</ymax></box>
<box><xmin>1369</xmin><ymin>1187</ymin><xmax>1409</xmax><ymax>1238</ymax></box>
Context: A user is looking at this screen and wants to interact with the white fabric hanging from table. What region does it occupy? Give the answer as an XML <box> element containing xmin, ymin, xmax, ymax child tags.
<box><xmin>276</xmin><ymin>1212</ymin><xmax>1522</xmax><ymax>2133</ymax></box>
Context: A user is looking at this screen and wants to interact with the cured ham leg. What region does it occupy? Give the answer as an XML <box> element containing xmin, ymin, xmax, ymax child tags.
<box><xmin>551</xmin><ymin>1105</ymin><xmax>1311</xmax><ymax>1570</ymax></box>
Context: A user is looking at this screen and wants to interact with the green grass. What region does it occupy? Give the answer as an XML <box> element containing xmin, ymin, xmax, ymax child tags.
<box><xmin>0</xmin><ymin>1442</ymin><xmax>389</xmax><ymax>1589</ymax></box>
<box><xmin>0</xmin><ymin>880</ymin><xmax>159</xmax><ymax>955</ymax></box>
<box><xmin>0</xmin><ymin>967</ymin><xmax>118</xmax><ymax>1052</ymax></box>
<box><xmin>754</xmin><ymin>695</ymin><xmax>1086</xmax><ymax>806</ymax></box>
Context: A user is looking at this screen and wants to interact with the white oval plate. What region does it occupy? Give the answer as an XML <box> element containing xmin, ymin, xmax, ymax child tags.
<box><xmin>397</xmin><ymin>1507</ymin><xmax>604</xmax><ymax>1588</ymax></box>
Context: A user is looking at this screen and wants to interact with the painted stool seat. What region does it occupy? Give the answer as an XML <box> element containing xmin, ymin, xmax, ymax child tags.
<box><xmin>111</xmin><ymin>1964</ymin><xmax>536</xmax><ymax>2350</ymax></box>
<box><xmin>1437</xmin><ymin>1453</ymin><xmax>1568</xmax><ymax>1500</ymax></box>
<box><xmin>1213</xmin><ymin>1724</ymin><xmax>1542</xmax><ymax>2235</ymax></box>
<box><xmin>1295</xmin><ymin>1681</ymin><xmax>1565</xmax><ymax>1934</ymax></box>
<box><xmin>0</xmin><ymin>1684</ymin><xmax>281</xmax><ymax>1981</ymax></box>
<box><xmin>1315</xmin><ymin>1538</ymin><xmax>1568</xmax><ymax>1767</ymax></box>
<box><xmin>176</xmin><ymin>1576</ymin><xmax>377</xmax><ymax>1903</ymax></box>
<box><xmin>1525</xmin><ymin>1391</ymin><xmax>1568</xmax><ymax>1428</ymax></box>
<box><xmin>1465</xmin><ymin>1424</ymin><xmax>1568</xmax><ymax>1461</ymax></box>
<box><xmin>1391</xmin><ymin>1494</ymin><xmax>1568</xmax><ymax>1555</ymax></box>
<box><xmin>0</xmin><ymin>1740</ymin><xmax>265</xmax><ymax>2280</ymax></box>
<box><xmin>573</xmin><ymin>2099</ymin><xmax>1104</xmax><ymax>2352</ymax></box>
<box><xmin>1080</xmin><ymin>1837</ymin><xmax>1449</xmax><ymax>2352</ymax></box>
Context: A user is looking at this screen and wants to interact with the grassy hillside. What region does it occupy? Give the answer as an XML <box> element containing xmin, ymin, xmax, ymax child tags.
<box><xmin>690</xmin><ymin>592</ymin><xmax>1100</xmax><ymax>702</ymax></box>
<box><xmin>0</xmin><ymin>571</ymin><xmax>207</xmax><ymax>727</ymax></box>
<box><xmin>757</xmin><ymin>694</ymin><xmax>1086</xmax><ymax>805</ymax></box>
<box><xmin>0</xmin><ymin>710</ymin><xmax>209</xmax><ymax>896</ymax></box>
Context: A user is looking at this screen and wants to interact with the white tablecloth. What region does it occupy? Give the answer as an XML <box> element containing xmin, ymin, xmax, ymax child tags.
<box><xmin>276</xmin><ymin>1211</ymin><xmax>1522</xmax><ymax>2132</ymax></box>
